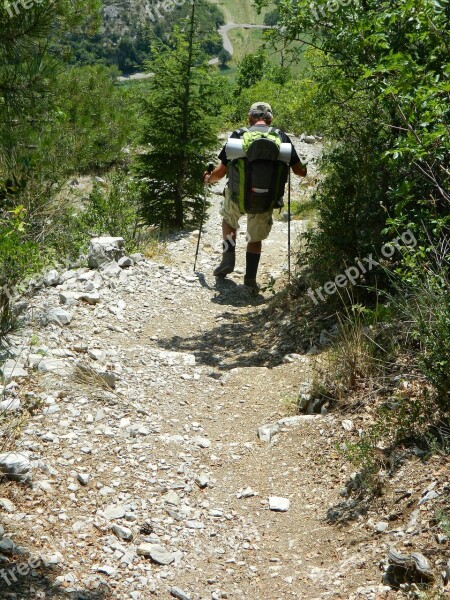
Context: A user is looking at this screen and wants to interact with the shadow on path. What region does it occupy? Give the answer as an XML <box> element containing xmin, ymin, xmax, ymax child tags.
<box><xmin>157</xmin><ymin>291</ymin><xmax>283</xmax><ymax>370</ymax></box>
<box><xmin>0</xmin><ymin>564</ymin><xmax>112</xmax><ymax>599</ymax></box>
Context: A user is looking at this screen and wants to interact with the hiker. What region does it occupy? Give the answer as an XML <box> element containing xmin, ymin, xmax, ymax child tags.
<box><xmin>204</xmin><ymin>102</ymin><xmax>307</xmax><ymax>291</ymax></box>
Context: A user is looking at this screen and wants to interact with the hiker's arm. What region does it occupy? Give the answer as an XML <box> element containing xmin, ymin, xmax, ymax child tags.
<box><xmin>292</xmin><ymin>161</ymin><xmax>307</xmax><ymax>177</ymax></box>
<box><xmin>204</xmin><ymin>163</ymin><xmax>228</xmax><ymax>184</ymax></box>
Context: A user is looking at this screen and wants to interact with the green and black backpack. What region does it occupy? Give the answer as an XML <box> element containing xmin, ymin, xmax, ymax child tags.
<box><xmin>227</xmin><ymin>126</ymin><xmax>290</xmax><ymax>215</ymax></box>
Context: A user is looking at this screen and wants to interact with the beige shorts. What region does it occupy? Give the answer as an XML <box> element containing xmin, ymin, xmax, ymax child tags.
<box><xmin>221</xmin><ymin>189</ymin><xmax>274</xmax><ymax>243</ymax></box>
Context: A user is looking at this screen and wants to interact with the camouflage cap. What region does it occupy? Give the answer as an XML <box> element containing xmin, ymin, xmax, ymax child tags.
<box><xmin>249</xmin><ymin>102</ymin><xmax>273</xmax><ymax>116</ymax></box>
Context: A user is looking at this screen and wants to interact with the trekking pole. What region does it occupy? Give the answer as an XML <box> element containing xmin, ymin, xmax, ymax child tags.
<box><xmin>288</xmin><ymin>168</ymin><xmax>291</xmax><ymax>283</ymax></box>
<box><xmin>194</xmin><ymin>163</ymin><xmax>214</xmax><ymax>272</ymax></box>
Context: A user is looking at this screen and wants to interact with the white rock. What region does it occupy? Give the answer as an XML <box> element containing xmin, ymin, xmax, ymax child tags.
<box><xmin>186</xmin><ymin>520</ymin><xmax>204</xmax><ymax>529</ymax></box>
<box><xmin>342</xmin><ymin>419</ymin><xmax>354</xmax><ymax>431</ymax></box>
<box><xmin>88</xmin><ymin>349</ymin><xmax>105</xmax><ymax>362</ymax></box>
<box><xmin>0</xmin><ymin>398</ymin><xmax>21</xmax><ymax>412</ymax></box>
<box><xmin>240</xmin><ymin>487</ymin><xmax>256</xmax><ymax>498</ymax></box>
<box><xmin>170</xmin><ymin>587</ymin><xmax>191</xmax><ymax>600</ymax></box>
<box><xmin>283</xmin><ymin>353</ymin><xmax>305</xmax><ymax>363</ymax></box>
<box><xmin>37</xmin><ymin>358</ymin><xmax>67</xmax><ymax>374</ymax></box>
<box><xmin>45</xmin><ymin>270</ymin><xmax>60</xmax><ymax>286</ymax></box>
<box><xmin>44</xmin><ymin>551</ymin><xmax>64</xmax><ymax>565</ymax></box>
<box><xmin>111</xmin><ymin>524</ymin><xmax>133</xmax><ymax>541</ymax></box>
<box><xmin>100</xmin><ymin>261</ymin><xmax>122</xmax><ymax>278</ymax></box>
<box><xmin>88</xmin><ymin>237</ymin><xmax>125</xmax><ymax>269</ymax></box>
<box><xmin>78</xmin><ymin>292</ymin><xmax>100</xmax><ymax>305</ymax></box>
<box><xmin>118</xmin><ymin>256</ymin><xmax>133</xmax><ymax>268</ymax></box>
<box><xmin>257</xmin><ymin>422</ymin><xmax>279</xmax><ymax>442</ymax></box>
<box><xmin>0</xmin><ymin>452</ymin><xmax>32</xmax><ymax>484</ymax></box>
<box><xmin>59</xmin><ymin>292</ymin><xmax>77</xmax><ymax>306</ymax></box>
<box><xmin>0</xmin><ymin>537</ymin><xmax>15</xmax><ymax>554</ymax></box>
<box><xmin>155</xmin><ymin>350</ymin><xmax>196</xmax><ymax>366</ymax></box>
<box><xmin>195</xmin><ymin>473</ymin><xmax>209</xmax><ymax>489</ymax></box>
<box><xmin>269</xmin><ymin>496</ymin><xmax>290</xmax><ymax>512</ymax></box>
<box><xmin>137</xmin><ymin>543</ymin><xmax>175</xmax><ymax>565</ymax></box>
<box><xmin>163</xmin><ymin>491</ymin><xmax>180</xmax><ymax>506</ymax></box>
<box><xmin>60</xmin><ymin>269</ymin><xmax>78</xmax><ymax>283</ymax></box>
<box><xmin>77</xmin><ymin>473</ymin><xmax>90</xmax><ymax>486</ymax></box>
<box><xmin>1</xmin><ymin>360</ymin><xmax>28</xmax><ymax>382</ymax></box>
<box><xmin>103</xmin><ymin>504</ymin><xmax>126</xmax><ymax>520</ymax></box>
<box><xmin>278</xmin><ymin>415</ymin><xmax>318</xmax><ymax>427</ymax></box>
<box><xmin>46</xmin><ymin>308</ymin><xmax>73</xmax><ymax>326</ymax></box>
<box><xmin>193</xmin><ymin>436</ymin><xmax>211</xmax><ymax>448</ymax></box>
<box><xmin>0</xmin><ymin>498</ymin><xmax>16</xmax><ymax>512</ymax></box>
<box><xmin>97</xmin><ymin>565</ymin><xmax>116</xmax><ymax>576</ymax></box>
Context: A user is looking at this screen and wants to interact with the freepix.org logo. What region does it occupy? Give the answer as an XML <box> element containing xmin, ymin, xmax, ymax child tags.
<box><xmin>307</xmin><ymin>229</ymin><xmax>418</xmax><ymax>305</ymax></box>
<box><xmin>145</xmin><ymin>0</ymin><xmax>193</xmax><ymax>23</ymax></box>
<box><xmin>5</xmin><ymin>0</ymin><xmax>45</xmax><ymax>19</ymax></box>
<box><xmin>310</xmin><ymin>0</ymin><xmax>359</xmax><ymax>22</ymax></box>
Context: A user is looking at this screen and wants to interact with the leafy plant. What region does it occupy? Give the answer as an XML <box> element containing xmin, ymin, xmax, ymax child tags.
<box><xmin>80</xmin><ymin>171</ymin><xmax>143</xmax><ymax>251</ymax></box>
<box><xmin>0</xmin><ymin>207</ymin><xmax>43</xmax><ymax>342</ymax></box>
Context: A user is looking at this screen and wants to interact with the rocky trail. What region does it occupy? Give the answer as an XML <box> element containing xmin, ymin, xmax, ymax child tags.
<box><xmin>0</xmin><ymin>138</ymin><xmax>446</xmax><ymax>600</ymax></box>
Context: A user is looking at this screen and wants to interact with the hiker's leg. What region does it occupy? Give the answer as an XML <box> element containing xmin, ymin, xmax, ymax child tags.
<box><xmin>246</xmin><ymin>240</ymin><xmax>262</xmax><ymax>254</ymax></box>
<box><xmin>222</xmin><ymin>219</ymin><xmax>237</xmax><ymax>252</ymax></box>
<box><xmin>244</xmin><ymin>212</ymin><xmax>273</xmax><ymax>291</ymax></box>
<box><xmin>215</xmin><ymin>192</ymin><xmax>240</xmax><ymax>277</ymax></box>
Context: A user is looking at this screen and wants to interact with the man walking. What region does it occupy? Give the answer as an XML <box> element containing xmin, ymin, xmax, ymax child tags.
<box><xmin>204</xmin><ymin>102</ymin><xmax>307</xmax><ymax>292</ymax></box>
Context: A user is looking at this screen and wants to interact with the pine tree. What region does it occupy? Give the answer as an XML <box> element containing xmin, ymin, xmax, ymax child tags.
<box><xmin>136</xmin><ymin>2</ymin><xmax>221</xmax><ymax>229</ymax></box>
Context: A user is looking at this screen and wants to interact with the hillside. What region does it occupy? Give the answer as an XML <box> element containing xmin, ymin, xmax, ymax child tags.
<box><xmin>59</xmin><ymin>0</ymin><xmax>224</xmax><ymax>73</ymax></box>
<box><xmin>60</xmin><ymin>0</ymin><xmax>289</xmax><ymax>74</ymax></box>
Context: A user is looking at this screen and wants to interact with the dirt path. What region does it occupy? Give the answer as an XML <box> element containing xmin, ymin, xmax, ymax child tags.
<box><xmin>0</xmin><ymin>140</ymin><xmax>387</xmax><ymax>600</ymax></box>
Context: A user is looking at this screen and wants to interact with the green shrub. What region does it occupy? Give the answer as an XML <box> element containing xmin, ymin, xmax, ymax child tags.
<box><xmin>388</xmin><ymin>249</ymin><xmax>450</xmax><ymax>411</ymax></box>
<box><xmin>79</xmin><ymin>172</ymin><xmax>143</xmax><ymax>252</ymax></box>
<box><xmin>0</xmin><ymin>206</ymin><xmax>43</xmax><ymax>341</ymax></box>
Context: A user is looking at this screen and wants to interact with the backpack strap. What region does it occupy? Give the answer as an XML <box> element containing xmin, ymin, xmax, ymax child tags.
<box><xmin>234</xmin><ymin>127</ymin><xmax>248</xmax><ymax>138</ymax></box>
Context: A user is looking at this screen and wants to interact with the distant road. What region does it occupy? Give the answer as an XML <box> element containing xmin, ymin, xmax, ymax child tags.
<box><xmin>117</xmin><ymin>23</ymin><xmax>273</xmax><ymax>80</ymax></box>
<box><xmin>117</xmin><ymin>72</ymin><xmax>154</xmax><ymax>82</ymax></box>
<box><xmin>219</xmin><ymin>23</ymin><xmax>272</xmax><ymax>56</ymax></box>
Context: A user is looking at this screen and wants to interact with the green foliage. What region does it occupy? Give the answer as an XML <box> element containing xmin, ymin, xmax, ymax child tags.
<box><xmin>58</xmin><ymin>1</ymin><xmax>225</xmax><ymax>74</ymax></box>
<box><xmin>0</xmin><ymin>0</ymin><xmax>100</xmax><ymax>117</ymax></box>
<box><xmin>0</xmin><ymin>0</ymin><xmax>139</xmax><ymax>307</ymax></box>
<box><xmin>136</xmin><ymin>25</ymin><xmax>224</xmax><ymax>228</ymax></box>
<box><xmin>1</xmin><ymin>63</ymin><xmax>134</xmax><ymax>252</ymax></box>
<box><xmin>264</xmin><ymin>8</ymin><xmax>280</xmax><ymax>27</ymax></box>
<box><xmin>54</xmin><ymin>65</ymin><xmax>134</xmax><ymax>171</ymax></box>
<box><xmin>234</xmin><ymin>51</ymin><xmax>268</xmax><ymax>97</ymax></box>
<box><xmin>300</xmin><ymin>134</ymin><xmax>389</xmax><ymax>291</ymax></box>
<box><xmin>80</xmin><ymin>172</ymin><xmax>142</xmax><ymax>252</ymax></box>
<box><xmin>255</xmin><ymin>0</ymin><xmax>450</xmax><ymax>272</ymax></box>
<box><xmin>1</xmin><ymin>0</ymin><xmax>133</xmax><ymax>254</ymax></box>
<box><xmin>0</xmin><ymin>207</ymin><xmax>43</xmax><ymax>340</ymax></box>
<box><xmin>388</xmin><ymin>251</ymin><xmax>450</xmax><ymax>410</ymax></box>
<box><xmin>229</xmin><ymin>74</ymin><xmax>320</xmax><ymax>133</ymax></box>
<box><xmin>342</xmin><ymin>437</ymin><xmax>383</xmax><ymax>495</ymax></box>
<box><xmin>218</xmin><ymin>49</ymin><xmax>232</xmax><ymax>68</ymax></box>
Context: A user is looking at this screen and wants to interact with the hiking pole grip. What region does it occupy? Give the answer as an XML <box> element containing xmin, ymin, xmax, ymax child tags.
<box><xmin>207</xmin><ymin>163</ymin><xmax>214</xmax><ymax>174</ymax></box>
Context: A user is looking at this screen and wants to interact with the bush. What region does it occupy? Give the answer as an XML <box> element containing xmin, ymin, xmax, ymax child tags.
<box><xmin>0</xmin><ymin>207</ymin><xmax>43</xmax><ymax>342</ymax></box>
<box><xmin>299</xmin><ymin>131</ymin><xmax>391</xmax><ymax>296</ymax></box>
<box><xmin>79</xmin><ymin>172</ymin><xmax>143</xmax><ymax>252</ymax></box>
<box><xmin>389</xmin><ymin>247</ymin><xmax>450</xmax><ymax>411</ymax></box>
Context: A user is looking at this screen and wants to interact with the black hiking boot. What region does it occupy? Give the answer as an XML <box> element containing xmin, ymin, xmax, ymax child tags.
<box><xmin>243</xmin><ymin>277</ymin><xmax>260</xmax><ymax>295</ymax></box>
<box><xmin>213</xmin><ymin>251</ymin><xmax>236</xmax><ymax>278</ymax></box>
